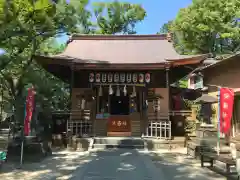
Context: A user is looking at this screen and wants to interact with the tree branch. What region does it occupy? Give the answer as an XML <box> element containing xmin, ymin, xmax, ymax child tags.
<box><xmin>0</xmin><ymin>73</ymin><xmax>15</xmax><ymax>100</ymax></box>
<box><xmin>15</xmin><ymin>37</ymin><xmax>38</xmax><ymax>96</ymax></box>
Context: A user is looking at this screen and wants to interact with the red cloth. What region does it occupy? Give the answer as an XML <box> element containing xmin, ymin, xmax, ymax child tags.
<box><xmin>220</xmin><ymin>88</ymin><xmax>234</xmax><ymax>134</ymax></box>
<box><xmin>24</xmin><ymin>87</ymin><xmax>35</xmax><ymax>136</ymax></box>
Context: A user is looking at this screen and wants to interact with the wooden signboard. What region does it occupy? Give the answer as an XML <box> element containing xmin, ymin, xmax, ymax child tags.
<box><xmin>107</xmin><ymin>115</ymin><xmax>131</xmax><ymax>136</ymax></box>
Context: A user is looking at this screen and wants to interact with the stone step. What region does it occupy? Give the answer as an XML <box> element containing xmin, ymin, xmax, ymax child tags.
<box><xmin>93</xmin><ymin>137</ymin><xmax>144</xmax><ymax>145</ymax></box>
<box><xmin>93</xmin><ymin>137</ymin><xmax>145</xmax><ymax>149</ymax></box>
<box><xmin>145</xmin><ymin>138</ymin><xmax>185</xmax><ymax>150</ymax></box>
<box><xmin>92</xmin><ymin>144</ymin><xmax>145</xmax><ymax>149</ymax></box>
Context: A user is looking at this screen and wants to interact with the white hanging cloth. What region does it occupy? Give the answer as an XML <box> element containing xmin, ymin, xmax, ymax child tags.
<box><xmin>123</xmin><ymin>85</ymin><xmax>127</xmax><ymax>96</ymax></box>
<box><xmin>109</xmin><ymin>85</ymin><xmax>113</xmax><ymax>95</ymax></box>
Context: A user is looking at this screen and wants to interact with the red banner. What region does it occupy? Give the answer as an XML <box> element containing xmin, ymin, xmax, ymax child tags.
<box><xmin>24</xmin><ymin>87</ymin><xmax>35</xmax><ymax>136</ymax></box>
<box><xmin>220</xmin><ymin>88</ymin><xmax>234</xmax><ymax>134</ymax></box>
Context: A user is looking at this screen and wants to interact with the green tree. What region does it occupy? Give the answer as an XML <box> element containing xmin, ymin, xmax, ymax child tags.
<box><xmin>172</xmin><ymin>0</ymin><xmax>240</xmax><ymax>54</ymax></box>
<box><xmin>157</xmin><ymin>21</ymin><xmax>173</xmax><ymax>34</ymax></box>
<box><xmin>0</xmin><ymin>0</ymin><xmax>147</xmax><ymax>127</ymax></box>
<box><xmin>92</xmin><ymin>1</ymin><xmax>146</xmax><ymax>34</ymax></box>
<box><xmin>157</xmin><ymin>21</ymin><xmax>189</xmax><ymax>54</ymax></box>
<box><xmin>0</xmin><ymin>0</ymin><xmax>89</xmax><ymax>124</ymax></box>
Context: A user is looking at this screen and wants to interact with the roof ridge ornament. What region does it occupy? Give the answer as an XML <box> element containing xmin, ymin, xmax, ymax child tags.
<box><xmin>167</xmin><ymin>32</ymin><xmax>172</xmax><ymax>42</ymax></box>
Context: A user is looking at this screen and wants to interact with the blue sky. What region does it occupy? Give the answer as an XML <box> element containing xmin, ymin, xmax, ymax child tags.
<box><xmin>1</xmin><ymin>0</ymin><xmax>192</xmax><ymax>55</ymax></box>
<box><xmin>59</xmin><ymin>0</ymin><xmax>192</xmax><ymax>43</ymax></box>
<box><xmin>113</xmin><ymin>0</ymin><xmax>192</xmax><ymax>34</ymax></box>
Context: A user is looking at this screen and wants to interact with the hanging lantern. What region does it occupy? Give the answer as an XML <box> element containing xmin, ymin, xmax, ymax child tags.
<box><xmin>139</xmin><ymin>73</ymin><xmax>144</xmax><ymax>83</ymax></box>
<box><xmin>132</xmin><ymin>86</ymin><xmax>136</xmax><ymax>97</ymax></box>
<box><xmin>126</xmin><ymin>73</ymin><xmax>132</xmax><ymax>83</ymax></box>
<box><xmin>109</xmin><ymin>85</ymin><xmax>113</xmax><ymax>95</ymax></box>
<box><xmin>145</xmin><ymin>73</ymin><xmax>150</xmax><ymax>83</ymax></box>
<box><xmin>108</xmin><ymin>73</ymin><xmax>113</xmax><ymax>83</ymax></box>
<box><xmin>116</xmin><ymin>85</ymin><xmax>120</xmax><ymax>96</ymax></box>
<box><xmin>89</xmin><ymin>73</ymin><xmax>94</xmax><ymax>82</ymax></box>
<box><xmin>102</xmin><ymin>73</ymin><xmax>107</xmax><ymax>83</ymax></box>
<box><xmin>132</xmin><ymin>73</ymin><xmax>138</xmax><ymax>83</ymax></box>
<box><xmin>99</xmin><ymin>85</ymin><xmax>103</xmax><ymax>96</ymax></box>
<box><xmin>96</xmin><ymin>73</ymin><xmax>101</xmax><ymax>83</ymax></box>
<box><xmin>114</xmin><ymin>73</ymin><xmax>119</xmax><ymax>82</ymax></box>
<box><xmin>123</xmin><ymin>85</ymin><xmax>127</xmax><ymax>96</ymax></box>
<box><xmin>120</xmin><ymin>73</ymin><xmax>125</xmax><ymax>83</ymax></box>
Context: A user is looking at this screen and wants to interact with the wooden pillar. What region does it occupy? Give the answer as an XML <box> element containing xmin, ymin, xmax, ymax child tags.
<box><xmin>68</xmin><ymin>63</ymin><xmax>75</xmax><ymax>135</ymax></box>
<box><xmin>139</xmin><ymin>87</ymin><xmax>143</xmax><ymax>135</ymax></box>
<box><xmin>165</xmin><ymin>65</ymin><xmax>170</xmax><ymax>121</ymax></box>
<box><xmin>70</xmin><ymin>63</ymin><xmax>75</xmax><ymax>110</ymax></box>
<box><xmin>166</xmin><ymin>65</ymin><xmax>171</xmax><ymax>139</ymax></box>
<box><xmin>142</xmin><ymin>86</ymin><xmax>148</xmax><ymax>136</ymax></box>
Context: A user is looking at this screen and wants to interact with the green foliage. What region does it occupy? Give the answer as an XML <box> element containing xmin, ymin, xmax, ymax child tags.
<box><xmin>92</xmin><ymin>1</ymin><xmax>146</xmax><ymax>34</ymax></box>
<box><xmin>40</xmin><ymin>38</ymin><xmax>66</xmax><ymax>55</ymax></box>
<box><xmin>0</xmin><ymin>0</ymin><xmax>90</xmax><ymax>124</ymax></box>
<box><xmin>0</xmin><ymin>0</ymin><xmax>147</xmax><ymax>126</ymax></box>
<box><xmin>157</xmin><ymin>21</ymin><xmax>173</xmax><ymax>34</ymax></box>
<box><xmin>185</xmin><ymin>120</ymin><xmax>196</xmax><ymax>133</ymax></box>
<box><xmin>172</xmin><ymin>0</ymin><xmax>240</xmax><ymax>54</ymax></box>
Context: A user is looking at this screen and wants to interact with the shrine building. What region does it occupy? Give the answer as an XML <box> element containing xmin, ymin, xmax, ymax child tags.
<box><xmin>34</xmin><ymin>34</ymin><xmax>209</xmax><ymax>138</ymax></box>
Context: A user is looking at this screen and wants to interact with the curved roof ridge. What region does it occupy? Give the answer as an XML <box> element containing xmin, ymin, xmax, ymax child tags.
<box><xmin>71</xmin><ymin>34</ymin><xmax>168</xmax><ymax>40</ymax></box>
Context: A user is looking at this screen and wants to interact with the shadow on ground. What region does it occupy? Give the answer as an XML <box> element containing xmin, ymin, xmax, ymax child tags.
<box><xmin>70</xmin><ymin>148</ymin><xmax>150</xmax><ymax>180</ymax></box>
<box><xmin>0</xmin><ymin>147</ymin><xmax>235</xmax><ymax>180</ymax></box>
<box><xmin>0</xmin><ymin>150</ymin><xmax>92</xmax><ymax>180</ymax></box>
<box><xmin>149</xmin><ymin>151</ymin><xmax>236</xmax><ymax>180</ymax></box>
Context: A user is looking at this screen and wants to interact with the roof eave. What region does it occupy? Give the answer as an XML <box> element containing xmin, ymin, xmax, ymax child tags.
<box><xmin>197</xmin><ymin>53</ymin><xmax>240</xmax><ymax>72</ymax></box>
<box><xmin>34</xmin><ymin>55</ymin><xmax>206</xmax><ymax>70</ymax></box>
<box><xmin>166</xmin><ymin>53</ymin><xmax>210</xmax><ymax>62</ymax></box>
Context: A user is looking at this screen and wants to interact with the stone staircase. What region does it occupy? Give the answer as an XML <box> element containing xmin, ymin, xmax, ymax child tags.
<box><xmin>92</xmin><ymin>137</ymin><xmax>146</xmax><ymax>149</ymax></box>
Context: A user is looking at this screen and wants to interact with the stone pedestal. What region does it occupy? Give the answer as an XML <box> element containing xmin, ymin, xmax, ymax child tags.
<box><xmin>67</xmin><ymin>137</ymin><xmax>91</xmax><ymax>151</ymax></box>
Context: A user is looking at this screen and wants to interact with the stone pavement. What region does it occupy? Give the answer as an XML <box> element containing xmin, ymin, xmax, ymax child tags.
<box><xmin>149</xmin><ymin>148</ymin><xmax>229</xmax><ymax>180</ymax></box>
<box><xmin>0</xmin><ymin>150</ymin><xmax>93</xmax><ymax>180</ymax></box>
<box><xmin>0</xmin><ymin>148</ymin><xmax>231</xmax><ymax>180</ymax></box>
<box><xmin>71</xmin><ymin>148</ymin><xmax>166</xmax><ymax>180</ymax></box>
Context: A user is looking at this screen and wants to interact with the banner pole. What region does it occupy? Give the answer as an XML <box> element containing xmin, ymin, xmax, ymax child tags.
<box><xmin>20</xmin><ymin>101</ymin><xmax>26</xmax><ymax>167</ymax></box>
<box><xmin>217</xmin><ymin>87</ymin><xmax>221</xmax><ymax>156</ymax></box>
<box><xmin>20</xmin><ymin>139</ymin><xmax>24</xmax><ymax>166</ymax></box>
